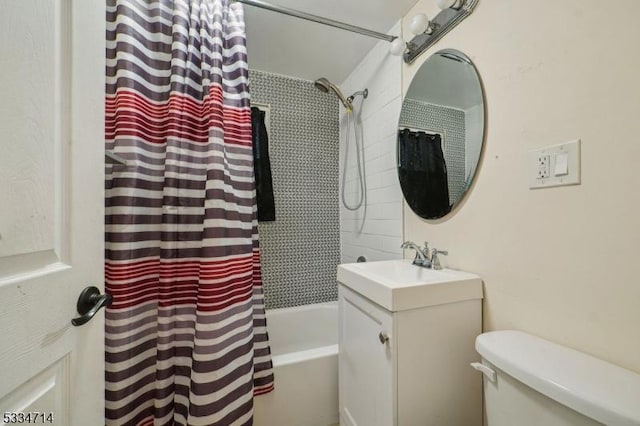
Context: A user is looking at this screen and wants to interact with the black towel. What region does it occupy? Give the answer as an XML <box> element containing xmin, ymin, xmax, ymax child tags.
<box><xmin>398</xmin><ymin>129</ymin><xmax>451</xmax><ymax>219</ymax></box>
<box><xmin>251</xmin><ymin>107</ymin><xmax>276</xmax><ymax>222</ymax></box>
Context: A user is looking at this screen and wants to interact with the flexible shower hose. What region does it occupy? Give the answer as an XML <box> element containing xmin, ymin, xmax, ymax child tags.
<box><xmin>341</xmin><ymin>103</ymin><xmax>366</xmax><ymax>211</ymax></box>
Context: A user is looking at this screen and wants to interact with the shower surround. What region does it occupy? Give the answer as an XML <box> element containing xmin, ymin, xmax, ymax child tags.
<box><xmin>249</xmin><ymin>70</ymin><xmax>341</xmax><ymax>309</ymax></box>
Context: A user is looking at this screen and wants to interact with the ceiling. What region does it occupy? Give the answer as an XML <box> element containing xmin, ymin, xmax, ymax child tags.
<box><xmin>242</xmin><ymin>0</ymin><xmax>419</xmax><ymax>83</ymax></box>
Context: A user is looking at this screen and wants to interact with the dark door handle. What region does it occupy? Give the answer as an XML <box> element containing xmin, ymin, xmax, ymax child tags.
<box><xmin>71</xmin><ymin>286</ymin><xmax>113</xmax><ymax>326</ymax></box>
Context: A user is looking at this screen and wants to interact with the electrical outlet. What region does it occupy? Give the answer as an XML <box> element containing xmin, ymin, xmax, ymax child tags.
<box><xmin>529</xmin><ymin>140</ymin><xmax>581</xmax><ymax>189</ymax></box>
<box><xmin>537</xmin><ymin>155</ymin><xmax>550</xmax><ymax>179</ymax></box>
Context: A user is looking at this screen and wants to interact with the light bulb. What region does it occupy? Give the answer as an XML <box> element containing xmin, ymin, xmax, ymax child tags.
<box><xmin>389</xmin><ymin>38</ymin><xmax>406</xmax><ymax>56</ymax></box>
<box><xmin>409</xmin><ymin>14</ymin><xmax>430</xmax><ymax>35</ymax></box>
<box><xmin>436</xmin><ymin>0</ymin><xmax>461</xmax><ymax>9</ymax></box>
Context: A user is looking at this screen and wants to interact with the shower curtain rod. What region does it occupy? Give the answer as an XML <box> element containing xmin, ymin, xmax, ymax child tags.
<box><xmin>233</xmin><ymin>0</ymin><xmax>396</xmax><ymax>42</ymax></box>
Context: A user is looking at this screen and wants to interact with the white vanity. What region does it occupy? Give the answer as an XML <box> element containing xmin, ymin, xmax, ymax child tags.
<box><xmin>336</xmin><ymin>260</ymin><xmax>483</xmax><ymax>426</ymax></box>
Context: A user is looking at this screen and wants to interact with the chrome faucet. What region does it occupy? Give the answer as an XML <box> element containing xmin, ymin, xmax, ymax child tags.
<box><xmin>401</xmin><ymin>241</ymin><xmax>431</xmax><ymax>268</ymax></box>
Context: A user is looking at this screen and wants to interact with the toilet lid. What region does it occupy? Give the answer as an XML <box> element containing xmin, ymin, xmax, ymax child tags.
<box><xmin>476</xmin><ymin>330</ymin><xmax>640</xmax><ymax>426</ymax></box>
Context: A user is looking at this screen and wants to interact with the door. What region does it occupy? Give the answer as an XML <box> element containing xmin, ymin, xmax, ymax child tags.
<box><xmin>339</xmin><ymin>285</ymin><xmax>395</xmax><ymax>426</ymax></box>
<box><xmin>0</xmin><ymin>0</ymin><xmax>104</xmax><ymax>425</ymax></box>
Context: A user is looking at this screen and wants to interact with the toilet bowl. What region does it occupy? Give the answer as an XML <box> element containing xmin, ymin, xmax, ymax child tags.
<box><xmin>474</xmin><ymin>330</ymin><xmax>640</xmax><ymax>426</ymax></box>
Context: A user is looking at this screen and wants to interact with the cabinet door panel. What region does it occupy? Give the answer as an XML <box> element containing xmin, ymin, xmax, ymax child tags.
<box><xmin>339</xmin><ymin>286</ymin><xmax>394</xmax><ymax>426</ymax></box>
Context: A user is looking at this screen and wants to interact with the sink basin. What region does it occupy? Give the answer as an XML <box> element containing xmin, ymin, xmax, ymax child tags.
<box><xmin>337</xmin><ymin>260</ymin><xmax>483</xmax><ymax>311</ymax></box>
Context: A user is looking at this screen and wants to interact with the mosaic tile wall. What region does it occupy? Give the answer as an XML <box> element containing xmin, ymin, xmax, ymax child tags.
<box><xmin>249</xmin><ymin>69</ymin><xmax>340</xmax><ymax>309</ymax></box>
<box><xmin>398</xmin><ymin>99</ymin><xmax>466</xmax><ymax>205</ymax></box>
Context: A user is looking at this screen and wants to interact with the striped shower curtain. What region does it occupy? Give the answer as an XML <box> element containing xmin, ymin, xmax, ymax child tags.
<box><xmin>105</xmin><ymin>1</ymin><xmax>274</xmax><ymax>425</ymax></box>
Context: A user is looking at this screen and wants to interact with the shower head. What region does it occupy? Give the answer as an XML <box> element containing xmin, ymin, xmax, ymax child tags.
<box><xmin>314</xmin><ymin>77</ymin><xmax>353</xmax><ymax>110</ymax></box>
<box><xmin>314</xmin><ymin>77</ymin><xmax>331</xmax><ymax>93</ymax></box>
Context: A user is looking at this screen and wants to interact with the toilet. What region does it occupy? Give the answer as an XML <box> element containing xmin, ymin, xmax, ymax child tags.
<box><xmin>473</xmin><ymin>330</ymin><xmax>640</xmax><ymax>426</ymax></box>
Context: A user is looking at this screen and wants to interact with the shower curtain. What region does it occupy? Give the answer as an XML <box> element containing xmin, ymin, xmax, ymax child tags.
<box><xmin>105</xmin><ymin>1</ymin><xmax>274</xmax><ymax>425</ymax></box>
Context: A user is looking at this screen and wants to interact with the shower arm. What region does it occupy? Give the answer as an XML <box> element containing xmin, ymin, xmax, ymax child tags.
<box><xmin>233</xmin><ymin>0</ymin><xmax>396</xmax><ymax>42</ymax></box>
<box><xmin>348</xmin><ymin>89</ymin><xmax>368</xmax><ymax>102</ymax></box>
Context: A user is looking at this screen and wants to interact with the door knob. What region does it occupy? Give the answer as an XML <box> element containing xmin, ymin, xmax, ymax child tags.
<box><xmin>379</xmin><ymin>332</ymin><xmax>389</xmax><ymax>344</ymax></box>
<box><xmin>71</xmin><ymin>286</ymin><xmax>113</xmax><ymax>326</ymax></box>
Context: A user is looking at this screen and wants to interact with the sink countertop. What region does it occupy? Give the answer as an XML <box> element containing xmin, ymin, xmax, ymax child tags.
<box><xmin>337</xmin><ymin>259</ymin><xmax>483</xmax><ymax>312</ymax></box>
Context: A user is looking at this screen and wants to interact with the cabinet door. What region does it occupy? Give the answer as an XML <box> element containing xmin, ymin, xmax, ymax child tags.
<box><xmin>339</xmin><ymin>286</ymin><xmax>395</xmax><ymax>426</ymax></box>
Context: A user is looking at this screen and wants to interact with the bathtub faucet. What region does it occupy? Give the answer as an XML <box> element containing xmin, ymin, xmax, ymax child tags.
<box><xmin>400</xmin><ymin>241</ymin><xmax>431</xmax><ymax>268</ymax></box>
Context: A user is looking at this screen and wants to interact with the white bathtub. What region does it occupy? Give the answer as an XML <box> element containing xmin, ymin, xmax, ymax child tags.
<box><xmin>254</xmin><ymin>301</ymin><xmax>339</xmax><ymax>426</ymax></box>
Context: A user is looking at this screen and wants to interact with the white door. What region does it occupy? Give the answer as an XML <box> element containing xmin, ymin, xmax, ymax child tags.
<box><xmin>339</xmin><ymin>285</ymin><xmax>395</xmax><ymax>426</ymax></box>
<box><xmin>0</xmin><ymin>0</ymin><xmax>105</xmax><ymax>425</ymax></box>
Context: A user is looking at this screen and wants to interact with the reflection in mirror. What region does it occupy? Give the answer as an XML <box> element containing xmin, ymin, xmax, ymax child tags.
<box><xmin>398</xmin><ymin>49</ymin><xmax>484</xmax><ymax>219</ymax></box>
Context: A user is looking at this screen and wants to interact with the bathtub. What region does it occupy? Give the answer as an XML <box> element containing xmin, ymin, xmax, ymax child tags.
<box><xmin>254</xmin><ymin>301</ymin><xmax>339</xmax><ymax>426</ymax></box>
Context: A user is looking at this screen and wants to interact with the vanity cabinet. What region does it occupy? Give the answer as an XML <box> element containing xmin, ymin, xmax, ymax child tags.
<box><xmin>339</xmin><ymin>286</ymin><xmax>395</xmax><ymax>426</ymax></box>
<box><xmin>337</xmin><ymin>260</ymin><xmax>483</xmax><ymax>426</ymax></box>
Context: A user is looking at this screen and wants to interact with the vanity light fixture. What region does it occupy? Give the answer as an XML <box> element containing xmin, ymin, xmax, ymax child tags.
<box><xmin>389</xmin><ymin>0</ymin><xmax>478</xmax><ymax>63</ymax></box>
<box><xmin>409</xmin><ymin>13</ymin><xmax>433</xmax><ymax>36</ymax></box>
<box><xmin>436</xmin><ymin>0</ymin><xmax>464</xmax><ymax>10</ymax></box>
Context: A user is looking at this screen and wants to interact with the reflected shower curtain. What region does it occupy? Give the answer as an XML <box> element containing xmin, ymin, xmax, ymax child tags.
<box><xmin>105</xmin><ymin>1</ymin><xmax>274</xmax><ymax>425</ymax></box>
<box><xmin>397</xmin><ymin>129</ymin><xmax>451</xmax><ymax>219</ymax></box>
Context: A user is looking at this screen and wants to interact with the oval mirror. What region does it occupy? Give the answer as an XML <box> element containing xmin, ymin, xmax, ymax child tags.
<box><xmin>398</xmin><ymin>49</ymin><xmax>484</xmax><ymax>219</ymax></box>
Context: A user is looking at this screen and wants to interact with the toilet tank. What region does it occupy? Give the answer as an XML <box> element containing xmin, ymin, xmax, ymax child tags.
<box><xmin>474</xmin><ymin>331</ymin><xmax>640</xmax><ymax>426</ymax></box>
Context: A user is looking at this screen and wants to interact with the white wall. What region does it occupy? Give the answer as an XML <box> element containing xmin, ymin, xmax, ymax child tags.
<box><xmin>403</xmin><ymin>0</ymin><xmax>640</xmax><ymax>372</ymax></box>
<box><xmin>339</xmin><ymin>23</ymin><xmax>404</xmax><ymax>264</ymax></box>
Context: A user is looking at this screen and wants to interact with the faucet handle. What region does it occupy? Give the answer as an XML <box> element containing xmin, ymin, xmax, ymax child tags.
<box><xmin>400</xmin><ymin>240</ymin><xmax>415</xmax><ymax>248</ymax></box>
<box><xmin>431</xmin><ymin>248</ymin><xmax>448</xmax><ymax>270</ymax></box>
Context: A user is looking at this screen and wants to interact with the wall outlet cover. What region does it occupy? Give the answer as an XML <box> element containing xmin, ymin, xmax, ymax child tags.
<box><xmin>528</xmin><ymin>139</ymin><xmax>581</xmax><ymax>189</ymax></box>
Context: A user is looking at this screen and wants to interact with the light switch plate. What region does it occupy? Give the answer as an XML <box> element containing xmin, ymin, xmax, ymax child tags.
<box><xmin>528</xmin><ymin>139</ymin><xmax>581</xmax><ymax>189</ymax></box>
